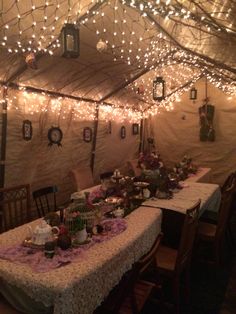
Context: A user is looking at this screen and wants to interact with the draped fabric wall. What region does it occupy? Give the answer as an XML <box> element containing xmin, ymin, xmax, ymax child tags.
<box><xmin>4</xmin><ymin>90</ymin><xmax>140</xmax><ymax>213</ymax></box>
<box><xmin>94</xmin><ymin>120</ymin><xmax>140</xmax><ymax>181</ymax></box>
<box><xmin>149</xmin><ymin>78</ymin><xmax>236</xmax><ymax>185</ymax></box>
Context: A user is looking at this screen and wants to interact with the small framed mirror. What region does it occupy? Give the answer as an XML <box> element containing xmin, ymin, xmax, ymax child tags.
<box><xmin>120</xmin><ymin>126</ymin><xmax>126</xmax><ymax>139</ymax></box>
<box><xmin>83</xmin><ymin>127</ymin><xmax>93</xmax><ymax>142</ymax></box>
<box><xmin>22</xmin><ymin>120</ymin><xmax>33</xmax><ymax>141</ymax></box>
<box><xmin>132</xmin><ymin>123</ymin><xmax>139</xmax><ymax>135</ymax></box>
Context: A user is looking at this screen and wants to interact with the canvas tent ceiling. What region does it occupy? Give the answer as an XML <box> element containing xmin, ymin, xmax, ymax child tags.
<box><xmin>0</xmin><ymin>0</ymin><xmax>236</xmax><ymax>112</ymax></box>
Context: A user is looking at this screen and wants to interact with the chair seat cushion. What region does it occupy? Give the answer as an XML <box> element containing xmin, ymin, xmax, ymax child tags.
<box><xmin>155</xmin><ymin>245</ymin><xmax>177</xmax><ymax>272</ymax></box>
<box><xmin>198</xmin><ymin>221</ymin><xmax>217</xmax><ymax>240</ymax></box>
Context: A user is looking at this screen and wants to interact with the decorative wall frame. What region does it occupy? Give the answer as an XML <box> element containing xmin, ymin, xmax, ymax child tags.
<box><xmin>132</xmin><ymin>123</ymin><xmax>139</xmax><ymax>135</ymax></box>
<box><xmin>48</xmin><ymin>126</ymin><xmax>63</xmax><ymax>146</ymax></box>
<box><xmin>22</xmin><ymin>120</ymin><xmax>33</xmax><ymax>141</ymax></box>
<box><xmin>83</xmin><ymin>127</ymin><xmax>93</xmax><ymax>142</ymax></box>
<box><xmin>120</xmin><ymin>126</ymin><xmax>126</xmax><ymax>139</ymax></box>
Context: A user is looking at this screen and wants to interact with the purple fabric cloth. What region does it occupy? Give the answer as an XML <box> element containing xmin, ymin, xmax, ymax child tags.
<box><xmin>0</xmin><ymin>219</ymin><xmax>127</xmax><ymax>273</ymax></box>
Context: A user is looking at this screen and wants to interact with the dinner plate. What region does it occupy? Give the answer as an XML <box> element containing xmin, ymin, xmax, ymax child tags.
<box><xmin>133</xmin><ymin>182</ymin><xmax>149</xmax><ymax>188</ymax></box>
<box><xmin>105</xmin><ymin>196</ymin><xmax>123</xmax><ymax>204</ymax></box>
<box><xmin>72</xmin><ymin>237</ymin><xmax>92</xmax><ymax>247</ymax></box>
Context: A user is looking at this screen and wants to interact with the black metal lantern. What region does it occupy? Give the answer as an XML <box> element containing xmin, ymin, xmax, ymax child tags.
<box><xmin>190</xmin><ymin>87</ymin><xmax>197</xmax><ymax>100</ymax></box>
<box><xmin>61</xmin><ymin>23</ymin><xmax>80</xmax><ymax>58</ymax></box>
<box><xmin>153</xmin><ymin>76</ymin><xmax>165</xmax><ymax>101</ymax></box>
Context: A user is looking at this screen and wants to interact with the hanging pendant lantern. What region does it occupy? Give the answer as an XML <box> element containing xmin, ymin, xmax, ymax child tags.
<box><xmin>61</xmin><ymin>23</ymin><xmax>80</xmax><ymax>58</ymax></box>
<box><xmin>190</xmin><ymin>87</ymin><xmax>197</xmax><ymax>100</ymax></box>
<box><xmin>153</xmin><ymin>76</ymin><xmax>165</xmax><ymax>101</ymax></box>
<box><xmin>25</xmin><ymin>52</ymin><xmax>37</xmax><ymax>69</ymax></box>
<box><xmin>96</xmin><ymin>39</ymin><xmax>108</xmax><ymax>52</ymax></box>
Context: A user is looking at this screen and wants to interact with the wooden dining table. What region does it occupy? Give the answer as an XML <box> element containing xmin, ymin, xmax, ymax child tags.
<box><xmin>0</xmin><ymin>206</ymin><xmax>162</xmax><ymax>314</ymax></box>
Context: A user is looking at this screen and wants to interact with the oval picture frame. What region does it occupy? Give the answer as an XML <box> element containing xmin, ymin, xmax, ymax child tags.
<box><xmin>83</xmin><ymin>127</ymin><xmax>93</xmax><ymax>142</ymax></box>
<box><xmin>132</xmin><ymin>123</ymin><xmax>139</xmax><ymax>135</ymax></box>
<box><xmin>120</xmin><ymin>126</ymin><xmax>126</xmax><ymax>139</ymax></box>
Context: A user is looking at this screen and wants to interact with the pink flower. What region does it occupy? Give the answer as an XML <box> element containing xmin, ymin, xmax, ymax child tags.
<box><xmin>72</xmin><ymin>212</ymin><xmax>80</xmax><ymax>218</ymax></box>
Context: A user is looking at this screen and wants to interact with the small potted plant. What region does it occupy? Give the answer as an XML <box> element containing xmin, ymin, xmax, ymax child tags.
<box><xmin>65</xmin><ymin>204</ymin><xmax>87</xmax><ymax>243</ymax></box>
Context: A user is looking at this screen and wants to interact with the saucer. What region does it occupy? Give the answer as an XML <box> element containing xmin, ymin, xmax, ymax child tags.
<box><xmin>22</xmin><ymin>238</ymin><xmax>45</xmax><ymax>249</ymax></box>
<box><xmin>72</xmin><ymin>237</ymin><xmax>92</xmax><ymax>247</ymax></box>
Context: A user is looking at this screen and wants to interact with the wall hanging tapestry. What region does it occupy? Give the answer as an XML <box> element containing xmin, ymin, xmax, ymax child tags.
<box><xmin>199</xmin><ymin>101</ymin><xmax>215</xmax><ymax>142</ymax></box>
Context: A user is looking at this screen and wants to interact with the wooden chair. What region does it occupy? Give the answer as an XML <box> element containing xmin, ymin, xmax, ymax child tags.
<box><xmin>69</xmin><ymin>166</ymin><xmax>94</xmax><ymax>191</ymax></box>
<box><xmin>155</xmin><ymin>200</ymin><xmax>201</xmax><ymax>314</ymax></box>
<box><xmin>200</xmin><ymin>172</ymin><xmax>236</xmax><ymax>224</ymax></box>
<box><xmin>32</xmin><ymin>186</ymin><xmax>58</xmax><ymax>218</ymax></box>
<box><xmin>95</xmin><ymin>234</ymin><xmax>162</xmax><ymax>314</ymax></box>
<box><xmin>0</xmin><ymin>184</ymin><xmax>31</xmax><ymax>233</ymax></box>
<box><xmin>221</xmin><ymin>172</ymin><xmax>236</xmax><ymax>193</ymax></box>
<box><xmin>197</xmin><ymin>179</ymin><xmax>235</xmax><ymax>267</ymax></box>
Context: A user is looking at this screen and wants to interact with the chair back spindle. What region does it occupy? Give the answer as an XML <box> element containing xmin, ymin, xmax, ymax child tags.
<box><xmin>33</xmin><ymin>186</ymin><xmax>58</xmax><ymax>217</ymax></box>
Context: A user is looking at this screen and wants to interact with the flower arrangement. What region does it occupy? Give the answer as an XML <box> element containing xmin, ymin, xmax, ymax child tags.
<box><xmin>137</xmin><ymin>152</ymin><xmax>170</xmax><ymax>196</ymax></box>
<box><xmin>66</xmin><ymin>204</ymin><xmax>85</xmax><ymax>233</ymax></box>
<box><xmin>138</xmin><ymin>152</ymin><xmax>162</xmax><ymax>170</ymax></box>
<box><xmin>173</xmin><ymin>155</ymin><xmax>198</xmax><ymax>180</ymax></box>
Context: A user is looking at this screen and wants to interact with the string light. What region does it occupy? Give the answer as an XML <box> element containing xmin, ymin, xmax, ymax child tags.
<box><xmin>3</xmin><ymin>86</ymin><xmax>142</xmax><ymax>123</ymax></box>
<box><xmin>1</xmin><ymin>0</ymin><xmax>236</xmax><ymax>123</ymax></box>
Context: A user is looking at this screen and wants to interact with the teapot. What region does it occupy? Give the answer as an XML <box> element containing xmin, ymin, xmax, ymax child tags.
<box><xmin>28</xmin><ymin>220</ymin><xmax>60</xmax><ymax>246</ymax></box>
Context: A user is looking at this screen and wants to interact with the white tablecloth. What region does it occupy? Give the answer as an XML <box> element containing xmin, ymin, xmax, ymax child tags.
<box><xmin>185</xmin><ymin>167</ymin><xmax>212</xmax><ymax>183</ymax></box>
<box><xmin>71</xmin><ymin>185</ymin><xmax>100</xmax><ymax>200</ymax></box>
<box><xmin>0</xmin><ymin>207</ymin><xmax>162</xmax><ymax>314</ymax></box>
<box><xmin>143</xmin><ymin>182</ymin><xmax>221</xmax><ymax>215</ymax></box>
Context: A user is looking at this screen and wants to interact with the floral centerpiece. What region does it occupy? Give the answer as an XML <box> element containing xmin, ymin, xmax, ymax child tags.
<box><xmin>173</xmin><ymin>155</ymin><xmax>198</xmax><ymax>180</ymax></box>
<box><xmin>138</xmin><ymin>152</ymin><xmax>170</xmax><ymax>196</ymax></box>
<box><xmin>65</xmin><ymin>192</ymin><xmax>100</xmax><ymax>236</ymax></box>
<box><xmin>138</xmin><ymin>151</ymin><xmax>162</xmax><ymax>170</ymax></box>
<box><xmin>65</xmin><ymin>203</ymin><xmax>86</xmax><ymax>235</ymax></box>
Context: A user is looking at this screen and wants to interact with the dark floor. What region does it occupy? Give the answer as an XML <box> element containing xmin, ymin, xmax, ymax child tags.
<box><xmin>141</xmin><ymin>258</ymin><xmax>234</xmax><ymax>314</ymax></box>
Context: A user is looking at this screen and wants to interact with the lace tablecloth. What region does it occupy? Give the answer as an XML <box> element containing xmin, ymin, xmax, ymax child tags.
<box><xmin>0</xmin><ymin>207</ymin><xmax>162</xmax><ymax>314</ymax></box>
<box><xmin>143</xmin><ymin>182</ymin><xmax>221</xmax><ymax>215</ymax></box>
<box><xmin>185</xmin><ymin>167</ymin><xmax>212</xmax><ymax>183</ymax></box>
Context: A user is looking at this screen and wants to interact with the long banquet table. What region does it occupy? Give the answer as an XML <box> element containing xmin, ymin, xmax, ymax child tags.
<box><xmin>0</xmin><ymin>207</ymin><xmax>162</xmax><ymax>314</ymax></box>
<box><xmin>70</xmin><ymin>167</ymin><xmax>212</xmax><ymax>201</ymax></box>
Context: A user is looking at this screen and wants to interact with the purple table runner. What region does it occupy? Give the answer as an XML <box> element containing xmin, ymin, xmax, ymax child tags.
<box><xmin>0</xmin><ymin>218</ymin><xmax>127</xmax><ymax>273</ymax></box>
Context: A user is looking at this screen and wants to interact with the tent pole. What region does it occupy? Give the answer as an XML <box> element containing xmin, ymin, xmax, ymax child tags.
<box><xmin>0</xmin><ymin>86</ymin><xmax>8</xmax><ymax>188</ymax></box>
<box><xmin>90</xmin><ymin>105</ymin><xmax>99</xmax><ymax>174</ymax></box>
<box><xmin>139</xmin><ymin>118</ymin><xmax>144</xmax><ymax>153</ymax></box>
